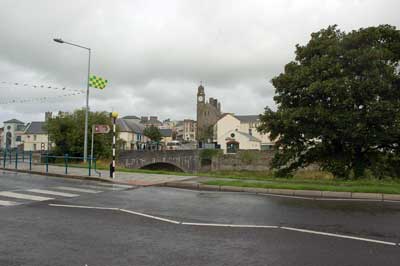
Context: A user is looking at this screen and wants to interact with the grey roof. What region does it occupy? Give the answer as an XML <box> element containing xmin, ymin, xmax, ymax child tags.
<box><xmin>234</xmin><ymin>115</ymin><xmax>260</xmax><ymax>123</ymax></box>
<box><xmin>160</xmin><ymin>128</ymin><xmax>173</xmax><ymax>137</ymax></box>
<box><xmin>141</xmin><ymin>118</ymin><xmax>162</xmax><ymax>125</ymax></box>
<box><xmin>4</xmin><ymin>119</ymin><xmax>24</xmax><ymax>124</ymax></box>
<box><xmin>122</xmin><ymin>115</ymin><xmax>140</xmax><ymax>120</ymax></box>
<box><xmin>117</xmin><ymin>118</ymin><xmax>145</xmax><ymax>133</ymax></box>
<box><xmin>24</xmin><ymin>121</ymin><xmax>46</xmax><ymax>134</ymax></box>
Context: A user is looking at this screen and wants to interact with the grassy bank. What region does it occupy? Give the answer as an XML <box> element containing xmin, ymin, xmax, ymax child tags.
<box><xmin>52</xmin><ymin>161</ymin><xmax>400</xmax><ymax>194</ymax></box>
<box><xmin>196</xmin><ymin>169</ymin><xmax>334</xmax><ymax>180</ymax></box>
<box><xmin>203</xmin><ymin>179</ymin><xmax>400</xmax><ymax>194</ymax></box>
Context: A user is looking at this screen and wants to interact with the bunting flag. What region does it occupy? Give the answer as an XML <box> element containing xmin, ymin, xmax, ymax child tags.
<box><xmin>89</xmin><ymin>75</ymin><xmax>108</xmax><ymax>89</ymax></box>
<box><xmin>0</xmin><ymin>80</ymin><xmax>86</xmax><ymax>105</ymax></box>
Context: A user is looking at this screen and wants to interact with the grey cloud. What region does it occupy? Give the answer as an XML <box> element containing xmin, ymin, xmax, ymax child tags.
<box><xmin>0</xmin><ymin>0</ymin><xmax>399</xmax><ymax>122</ymax></box>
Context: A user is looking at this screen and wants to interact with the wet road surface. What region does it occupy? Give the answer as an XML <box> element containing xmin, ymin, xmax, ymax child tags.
<box><xmin>1</xmin><ymin>170</ymin><xmax>399</xmax><ymax>266</ymax></box>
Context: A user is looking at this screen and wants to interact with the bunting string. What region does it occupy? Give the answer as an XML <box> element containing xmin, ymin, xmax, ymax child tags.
<box><xmin>0</xmin><ymin>81</ymin><xmax>86</xmax><ymax>105</ymax></box>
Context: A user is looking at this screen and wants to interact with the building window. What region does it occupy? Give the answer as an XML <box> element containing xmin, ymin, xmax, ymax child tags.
<box><xmin>33</xmin><ymin>144</ymin><xmax>37</xmax><ymax>151</ymax></box>
<box><xmin>33</xmin><ymin>135</ymin><xmax>37</xmax><ymax>141</ymax></box>
<box><xmin>248</xmin><ymin>128</ymin><xmax>252</xmax><ymax>136</ymax></box>
<box><xmin>16</xmin><ymin>136</ymin><xmax>21</xmax><ymax>142</ymax></box>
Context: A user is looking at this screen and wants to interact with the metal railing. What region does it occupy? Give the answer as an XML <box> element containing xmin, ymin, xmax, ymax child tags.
<box><xmin>0</xmin><ymin>150</ymin><xmax>100</xmax><ymax>177</ymax></box>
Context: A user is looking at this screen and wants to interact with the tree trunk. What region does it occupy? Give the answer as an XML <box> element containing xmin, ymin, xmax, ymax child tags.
<box><xmin>353</xmin><ymin>147</ymin><xmax>365</xmax><ymax>179</ymax></box>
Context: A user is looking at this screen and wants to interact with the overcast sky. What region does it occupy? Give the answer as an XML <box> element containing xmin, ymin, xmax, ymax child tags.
<box><xmin>1</xmin><ymin>0</ymin><xmax>399</xmax><ymax>123</ymax></box>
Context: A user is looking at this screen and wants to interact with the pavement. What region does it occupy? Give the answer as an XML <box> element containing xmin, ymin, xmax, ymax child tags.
<box><xmin>2</xmin><ymin>161</ymin><xmax>196</xmax><ymax>186</ymax></box>
<box><xmin>1</xmin><ymin>170</ymin><xmax>400</xmax><ymax>266</ymax></box>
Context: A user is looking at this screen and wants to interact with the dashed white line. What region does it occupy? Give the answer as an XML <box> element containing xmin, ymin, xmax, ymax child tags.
<box><xmin>0</xmin><ymin>199</ymin><xmax>19</xmax><ymax>206</ymax></box>
<box><xmin>119</xmin><ymin>209</ymin><xmax>181</xmax><ymax>224</ymax></box>
<box><xmin>54</xmin><ymin>186</ymin><xmax>101</xmax><ymax>193</ymax></box>
<box><xmin>48</xmin><ymin>203</ymin><xmax>399</xmax><ymax>247</ymax></box>
<box><xmin>0</xmin><ymin>191</ymin><xmax>53</xmax><ymax>201</ymax></box>
<box><xmin>280</xmin><ymin>226</ymin><xmax>397</xmax><ymax>246</ymax></box>
<box><xmin>27</xmin><ymin>189</ymin><xmax>79</xmax><ymax>197</ymax></box>
<box><xmin>49</xmin><ymin>204</ymin><xmax>118</xmax><ymax>210</ymax></box>
<box><xmin>181</xmin><ymin>222</ymin><xmax>279</xmax><ymax>228</ymax></box>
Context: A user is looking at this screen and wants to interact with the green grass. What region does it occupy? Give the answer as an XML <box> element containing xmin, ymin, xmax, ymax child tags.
<box><xmin>196</xmin><ymin>169</ymin><xmax>335</xmax><ymax>181</ymax></box>
<box><xmin>50</xmin><ymin>161</ymin><xmax>400</xmax><ymax>194</ymax></box>
<box><xmin>203</xmin><ymin>179</ymin><xmax>400</xmax><ymax>194</ymax></box>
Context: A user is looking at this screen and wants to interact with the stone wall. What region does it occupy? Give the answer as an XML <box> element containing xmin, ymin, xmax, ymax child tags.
<box><xmin>211</xmin><ymin>150</ymin><xmax>274</xmax><ymax>171</ymax></box>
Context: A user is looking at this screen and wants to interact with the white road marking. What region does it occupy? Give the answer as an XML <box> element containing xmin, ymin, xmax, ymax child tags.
<box><xmin>119</xmin><ymin>209</ymin><xmax>181</xmax><ymax>224</ymax></box>
<box><xmin>181</xmin><ymin>222</ymin><xmax>279</xmax><ymax>228</ymax></box>
<box><xmin>49</xmin><ymin>204</ymin><xmax>118</xmax><ymax>210</ymax></box>
<box><xmin>53</xmin><ymin>186</ymin><xmax>101</xmax><ymax>193</ymax></box>
<box><xmin>0</xmin><ymin>191</ymin><xmax>53</xmax><ymax>201</ymax></box>
<box><xmin>280</xmin><ymin>226</ymin><xmax>397</xmax><ymax>246</ymax></box>
<box><xmin>48</xmin><ymin>203</ymin><xmax>400</xmax><ymax>247</ymax></box>
<box><xmin>27</xmin><ymin>189</ymin><xmax>79</xmax><ymax>197</ymax></box>
<box><xmin>0</xmin><ymin>199</ymin><xmax>19</xmax><ymax>206</ymax></box>
<box><xmin>94</xmin><ymin>183</ymin><xmax>133</xmax><ymax>189</ymax></box>
<box><xmin>75</xmin><ymin>185</ymin><xmax>121</xmax><ymax>191</ymax></box>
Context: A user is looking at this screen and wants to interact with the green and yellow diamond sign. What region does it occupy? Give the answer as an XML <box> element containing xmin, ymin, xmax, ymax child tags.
<box><xmin>89</xmin><ymin>75</ymin><xmax>108</xmax><ymax>89</ymax></box>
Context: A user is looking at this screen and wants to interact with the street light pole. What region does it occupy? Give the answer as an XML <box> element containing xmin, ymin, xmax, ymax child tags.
<box><xmin>53</xmin><ymin>38</ymin><xmax>91</xmax><ymax>162</ymax></box>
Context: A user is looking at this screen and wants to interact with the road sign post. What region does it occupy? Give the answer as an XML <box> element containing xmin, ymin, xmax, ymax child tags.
<box><xmin>90</xmin><ymin>124</ymin><xmax>111</xmax><ymax>162</ymax></box>
<box><xmin>110</xmin><ymin>112</ymin><xmax>118</xmax><ymax>178</ymax></box>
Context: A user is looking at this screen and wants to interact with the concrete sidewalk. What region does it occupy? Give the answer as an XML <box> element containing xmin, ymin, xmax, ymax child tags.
<box><xmin>1</xmin><ymin>162</ymin><xmax>196</xmax><ymax>186</ymax></box>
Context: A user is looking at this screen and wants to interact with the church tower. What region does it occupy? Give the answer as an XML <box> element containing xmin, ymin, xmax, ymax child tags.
<box><xmin>196</xmin><ymin>83</ymin><xmax>221</xmax><ymax>143</ymax></box>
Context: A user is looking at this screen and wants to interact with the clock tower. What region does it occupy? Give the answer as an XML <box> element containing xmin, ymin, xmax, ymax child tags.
<box><xmin>197</xmin><ymin>83</ymin><xmax>205</xmax><ymax>104</ymax></box>
<box><xmin>196</xmin><ymin>83</ymin><xmax>221</xmax><ymax>143</ymax></box>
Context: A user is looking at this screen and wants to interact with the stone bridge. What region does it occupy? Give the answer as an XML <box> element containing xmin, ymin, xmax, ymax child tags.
<box><xmin>118</xmin><ymin>150</ymin><xmax>275</xmax><ymax>173</ymax></box>
<box><xmin>118</xmin><ymin>150</ymin><xmax>201</xmax><ymax>173</ymax></box>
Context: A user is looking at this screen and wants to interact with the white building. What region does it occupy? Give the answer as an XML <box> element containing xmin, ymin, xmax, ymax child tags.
<box><xmin>117</xmin><ymin>116</ymin><xmax>148</xmax><ymax>150</ymax></box>
<box><xmin>214</xmin><ymin>114</ymin><xmax>274</xmax><ymax>153</ymax></box>
<box><xmin>1</xmin><ymin>119</ymin><xmax>26</xmax><ymax>150</ymax></box>
<box><xmin>22</xmin><ymin>121</ymin><xmax>49</xmax><ymax>151</ymax></box>
<box><xmin>176</xmin><ymin>119</ymin><xmax>196</xmax><ymax>142</ymax></box>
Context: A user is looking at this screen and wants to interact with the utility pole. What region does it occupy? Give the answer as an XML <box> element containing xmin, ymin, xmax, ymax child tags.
<box><xmin>53</xmin><ymin>38</ymin><xmax>91</xmax><ymax>162</ymax></box>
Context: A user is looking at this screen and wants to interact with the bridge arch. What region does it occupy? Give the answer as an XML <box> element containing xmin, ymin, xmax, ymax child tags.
<box><xmin>139</xmin><ymin>162</ymin><xmax>186</xmax><ymax>172</ymax></box>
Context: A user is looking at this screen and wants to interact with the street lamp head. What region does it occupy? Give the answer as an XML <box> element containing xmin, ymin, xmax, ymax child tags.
<box><xmin>111</xmin><ymin>111</ymin><xmax>119</xmax><ymax>118</ymax></box>
<box><xmin>53</xmin><ymin>38</ymin><xmax>64</xmax><ymax>44</ymax></box>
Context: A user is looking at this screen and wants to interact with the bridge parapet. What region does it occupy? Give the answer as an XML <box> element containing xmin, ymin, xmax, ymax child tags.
<box><xmin>118</xmin><ymin>150</ymin><xmax>201</xmax><ymax>173</ymax></box>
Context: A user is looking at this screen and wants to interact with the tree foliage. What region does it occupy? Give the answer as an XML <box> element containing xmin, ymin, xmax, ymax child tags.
<box><xmin>143</xmin><ymin>125</ymin><xmax>162</xmax><ymax>142</ymax></box>
<box><xmin>45</xmin><ymin>110</ymin><xmax>114</xmax><ymax>159</ymax></box>
<box><xmin>258</xmin><ymin>25</ymin><xmax>400</xmax><ymax>179</ymax></box>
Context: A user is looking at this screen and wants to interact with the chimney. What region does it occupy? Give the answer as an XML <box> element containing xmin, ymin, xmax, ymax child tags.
<box><xmin>45</xmin><ymin>112</ymin><xmax>52</xmax><ymax>121</ymax></box>
<box><xmin>141</xmin><ymin>116</ymin><xmax>148</xmax><ymax>122</ymax></box>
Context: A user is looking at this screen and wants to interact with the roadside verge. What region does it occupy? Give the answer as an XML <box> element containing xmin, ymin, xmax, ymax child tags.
<box><xmin>160</xmin><ymin>181</ymin><xmax>400</xmax><ymax>202</ymax></box>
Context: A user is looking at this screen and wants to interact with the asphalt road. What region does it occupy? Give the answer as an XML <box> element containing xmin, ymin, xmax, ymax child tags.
<box><xmin>1</xmin><ymin>170</ymin><xmax>399</xmax><ymax>266</ymax></box>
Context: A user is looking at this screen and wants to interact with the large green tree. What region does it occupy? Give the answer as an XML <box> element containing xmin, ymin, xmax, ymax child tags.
<box><xmin>45</xmin><ymin>110</ymin><xmax>114</xmax><ymax>158</ymax></box>
<box><xmin>258</xmin><ymin>25</ymin><xmax>400</xmax><ymax>179</ymax></box>
<box><xmin>143</xmin><ymin>125</ymin><xmax>162</xmax><ymax>142</ymax></box>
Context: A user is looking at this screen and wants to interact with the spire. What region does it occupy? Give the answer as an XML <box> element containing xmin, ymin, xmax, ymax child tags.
<box><xmin>197</xmin><ymin>81</ymin><xmax>204</xmax><ymax>95</ymax></box>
